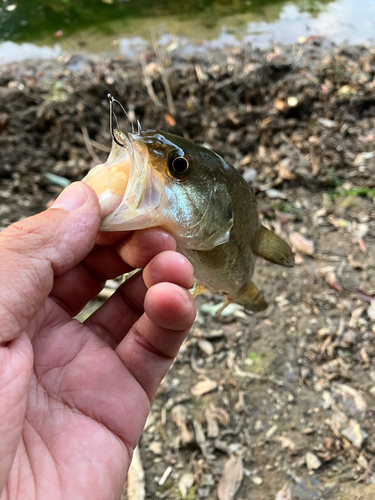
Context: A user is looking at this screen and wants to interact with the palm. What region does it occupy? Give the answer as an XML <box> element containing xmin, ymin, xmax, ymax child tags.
<box><xmin>21</xmin><ymin>299</ymin><xmax>140</xmax><ymax>500</ymax></box>
<box><xmin>2</xmin><ymin>225</ymin><xmax>195</xmax><ymax>500</ymax></box>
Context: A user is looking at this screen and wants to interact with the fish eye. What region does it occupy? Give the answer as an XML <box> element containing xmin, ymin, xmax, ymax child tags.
<box><xmin>168</xmin><ymin>154</ymin><xmax>190</xmax><ymax>179</ymax></box>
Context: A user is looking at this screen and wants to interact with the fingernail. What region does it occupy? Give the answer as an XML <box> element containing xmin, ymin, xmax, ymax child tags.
<box><xmin>50</xmin><ymin>182</ymin><xmax>88</xmax><ymax>211</ymax></box>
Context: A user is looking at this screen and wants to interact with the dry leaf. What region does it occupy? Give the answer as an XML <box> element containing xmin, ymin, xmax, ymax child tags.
<box><xmin>274</xmin><ymin>99</ymin><xmax>286</xmax><ymax>111</ymax></box>
<box><xmin>205</xmin><ymin>409</ymin><xmax>219</xmax><ymax>438</ymax></box>
<box><xmin>127</xmin><ymin>446</ymin><xmax>145</xmax><ymax>500</ymax></box>
<box><xmin>205</xmin><ymin>404</ymin><xmax>230</xmax><ymax>438</ymax></box>
<box><xmin>275</xmin><ymin>484</ymin><xmax>292</xmax><ymax>500</ymax></box>
<box><xmin>321</xmin><ymin>270</ymin><xmax>342</xmax><ymax>292</ymax></box>
<box><xmin>191</xmin><ymin>378</ymin><xmax>218</xmax><ymax>397</ymax></box>
<box><xmin>217</xmin><ymin>456</ymin><xmax>244</xmax><ymax>500</ymax></box>
<box><xmin>278</xmin><ymin>159</ymin><xmax>295</xmax><ymax>180</ymax></box>
<box><xmin>276</xmin><ymin>436</ymin><xmax>295</xmax><ymax>450</ymax></box>
<box><xmin>171</xmin><ymin>405</ymin><xmax>194</xmax><ymax>444</ymax></box>
<box><xmin>294</xmin><ymin>253</ymin><xmax>304</xmax><ymax>265</ymax></box>
<box><xmin>360</xmin><ymin>348</ymin><xmax>370</xmax><ymax>365</ymax></box>
<box><xmin>334</xmin><ymin>383</ymin><xmax>367</xmax><ymax>416</ymax></box>
<box><xmin>165</xmin><ymin>113</ymin><xmax>176</xmax><ymax>126</ymax></box>
<box><xmin>356</xmin><ymin>289</ymin><xmax>375</xmax><ymax>303</ymax></box>
<box><xmin>289</xmin><ymin>232</ymin><xmax>314</xmax><ymax>255</ymax></box>
<box><xmin>178</xmin><ymin>473</ymin><xmax>195</xmax><ymax>499</ymax></box>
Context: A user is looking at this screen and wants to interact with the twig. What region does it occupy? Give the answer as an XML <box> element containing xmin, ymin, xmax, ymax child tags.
<box><xmin>141</xmin><ymin>52</ymin><xmax>160</xmax><ymax>107</ymax></box>
<box><xmin>81</xmin><ymin>126</ymin><xmax>101</xmax><ymax>164</ymax></box>
<box><xmin>356</xmin><ymin>456</ymin><xmax>375</xmax><ymax>483</ymax></box>
<box><xmin>89</xmin><ymin>138</ymin><xmax>110</xmax><ymax>153</ymax></box>
<box><xmin>152</xmin><ymin>34</ymin><xmax>176</xmax><ymax>116</ymax></box>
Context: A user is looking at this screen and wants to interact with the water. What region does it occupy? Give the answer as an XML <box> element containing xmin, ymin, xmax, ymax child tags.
<box><xmin>0</xmin><ymin>0</ymin><xmax>374</xmax><ymax>63</ymax></box>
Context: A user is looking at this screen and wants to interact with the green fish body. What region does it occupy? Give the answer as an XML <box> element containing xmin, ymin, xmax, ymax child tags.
<box><xmin>83</xmin><ymin>129</ymin><xmax>294</xmax><ymax>311</ymax></box>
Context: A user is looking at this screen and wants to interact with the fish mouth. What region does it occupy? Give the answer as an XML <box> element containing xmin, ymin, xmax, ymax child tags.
<box><xmin>100</xmin><ymin>130</ymin><xmax>167</xmax><ymax>231</ymax></box>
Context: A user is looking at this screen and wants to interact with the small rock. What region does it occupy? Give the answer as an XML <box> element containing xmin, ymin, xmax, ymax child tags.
<box><xmin>149</xmin><ymin>442</ymin><xmax>163</xmax><ymax>455</ymax></box>
<box><xmin>368</xmin><ymin>303</ymin><xmax>375</xmax><ymax>321</ymax></box>
<box><xmin>242</xmin><ymin>168</ymin><xmax>257</xmax><ymax>183</ymax></box>
<box><xmin>287</xmin><ymin>96</ymin><xmax>298</xmax><ymax>107</ymax></box>
<box><xmin>341</xmin><ymin>419</ymin><xmax>368</xmax><ymax>448</ymax></box>
<box><xmin>317</xmin><ymin>117</ymin><xmax>336</xmax><ymax>128</ymax></box>
<box><xmin>305</xmin><ymin>452</ymin><xmax>322</xmax><ymax>471</ymax></box>
<box><xmin>321</xmin><ymin>390</ymin><xmax>334</xmax><ymax>410</ymax></box>
<box><xmin>265</xmin><ymin>188</ymin><xmax>287</xmax><ymax>199</ymax></box>
<box><xmin>198</xmin><ymin>339</ymin><xmax>214</xmax><ymax>356</ymax></box>
<box><xmin>252</xmin><ymin>476</ymin><xmax>263</xmax><ymax>485</ymax></box>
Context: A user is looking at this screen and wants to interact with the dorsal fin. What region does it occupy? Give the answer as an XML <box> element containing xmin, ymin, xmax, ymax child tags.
<box><xmin>251</xmin><ymin>225</ymin><xmax>294</xmax><ymax>267</ymax></box>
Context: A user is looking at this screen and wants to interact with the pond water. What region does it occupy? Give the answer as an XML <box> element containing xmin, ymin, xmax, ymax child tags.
<box><xmin>0</xmin><ymin>0</ymin><xmax>374</xmax><ymax>63</ymax></box>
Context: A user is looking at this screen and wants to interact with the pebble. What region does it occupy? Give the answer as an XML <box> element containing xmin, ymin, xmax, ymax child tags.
<box><xmin>341</xmin><ymin>419</ymin><xmax>368</xmax><ymax>448</ymax></box>
<box><xmin>305</xmin><ymin>452</ymin><xmax>322</xmax><ymax>471</ymax></box>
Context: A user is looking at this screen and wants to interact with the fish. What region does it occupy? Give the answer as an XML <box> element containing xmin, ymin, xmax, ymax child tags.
<box><xmin>82</xmin><ymin>108</ymin><xmax>294</xmax><ymax>312</ymax></box>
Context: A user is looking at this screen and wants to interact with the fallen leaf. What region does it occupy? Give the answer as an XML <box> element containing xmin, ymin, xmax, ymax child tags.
<box><xmin>356</xmin><ymin>289</ymin><xmax>375</xmax><ymax>303</ymax></box>
<box><xmin>334</xmin><ymin>383</ymin><xmax>367</xmax><ymax>416</ymax></box>
<box><xmin>171</xmin><ymin>405</ymin><xmax>194</xmax><ymax>444</ymax></box>
<box><xmin>360</xmin><ymin>348</ymin><xmax>370</xmax><ymax>365</ymax></box>
<box><xmin>217</xmin><ymin>456</ymin><xmax>244</xmax><ymax>500</ymax></box>
<box><xmin>289</xmin><ymin>232</ymin><xmax>314</xmax><ymax>255</ymax></box>
<box><xmin>165</xmin><ymin>113</ymin><xmax>176</xmax><ymax>126</ymax></box>
<box><xmin>294</xmin><ymin>253</ymin><xmax>304</xmax><ymax>265</ymax></box>
<box><xmin>274</xmin><ymin>99</ymin><xmax>286</xmax><ymax>111</ymax></box>
<box><xmin>278</xmin><ymin>158</ymin><xmax>295</xmax><ymax>180</ymax></box>
<box><xmin>178</xmin><ymin>473</ymin><xmax>195</xmax><ymax>499</ymax></box>
<box><xmin>328</xmin><ymin>215</ymin><xmax>349</xmax><ymax>228</ymax></box>
<box><xmin>275</xmin><ymin>484</ymin><xmax>292</xmax><ymax>500</ymax></box>
<box><xmin>318</xmin><ymin>269</ymin><xmax>342</xmax><ymax>292</ymax></box>
<box><xmin>191</xmin><ymin>379</ymin><xmax>218</xmax><ymax>397</ymax></box>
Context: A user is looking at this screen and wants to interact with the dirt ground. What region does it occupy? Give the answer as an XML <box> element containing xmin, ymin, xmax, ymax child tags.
<box><xmin>1</xmin><ymin>39</ymin><xmax>375</xmax><ymax>500</ymax></box>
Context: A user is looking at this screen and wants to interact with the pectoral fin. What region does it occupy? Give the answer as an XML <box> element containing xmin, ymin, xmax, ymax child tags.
<box><xmin>252</xmin><ymin>225</ymin><xmax>294</xmax><ymax>267</ymax></box>
<box><xmin>233</xmin><ymin>281</ymin><xmax>268</xmax><ymax>312</ymax></box>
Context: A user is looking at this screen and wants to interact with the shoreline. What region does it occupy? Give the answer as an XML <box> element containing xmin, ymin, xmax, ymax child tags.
<box><xmin>1</xmin><ymin>39</ymin><xmax>374</xmax><ymax>229</ymax></box>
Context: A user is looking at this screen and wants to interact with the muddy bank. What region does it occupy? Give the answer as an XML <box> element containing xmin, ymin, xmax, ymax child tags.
<box><xmin>1</xmin><ymin>40</ymin><xmax>375</xmax><ymax>499</ymax></box>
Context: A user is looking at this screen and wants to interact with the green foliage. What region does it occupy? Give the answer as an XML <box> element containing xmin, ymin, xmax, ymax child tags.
<box><xmin>0</xmin><ymin>0</ymin><xmax>335</xmax><ymax>44</ymax></box>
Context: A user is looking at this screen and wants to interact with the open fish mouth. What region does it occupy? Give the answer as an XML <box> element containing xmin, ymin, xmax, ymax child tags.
<box><xmin>83</xmin><ymin>128</ymin><xmax>169</xmax><ymax>232</ymax></box>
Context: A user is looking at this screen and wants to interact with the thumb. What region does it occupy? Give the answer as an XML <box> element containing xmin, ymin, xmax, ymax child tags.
<box><xmin>0</xmin><ymin>182</ymin><xmax>101</xmax><ymax>343</ymax></box>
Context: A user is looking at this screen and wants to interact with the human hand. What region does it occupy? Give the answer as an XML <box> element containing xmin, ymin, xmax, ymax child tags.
<box><xmin>0</xmin><ymin>182</ymin><xmax>195</xmax><ymax>500</ymax></box>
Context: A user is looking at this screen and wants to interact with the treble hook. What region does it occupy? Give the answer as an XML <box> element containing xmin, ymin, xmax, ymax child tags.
<box><xmin>107</xmin><ymin>94</ymin><xmax>135</xmax><ymax>148</ymax></box>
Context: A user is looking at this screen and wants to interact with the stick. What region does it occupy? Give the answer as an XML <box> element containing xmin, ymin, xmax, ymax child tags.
<box><xmin>152</xmin><ymin>34</ymin><xmax>176</xmax><ymax>116</ymax></box>
<box><xmin>81</xmin><ymin>126</ymin><xmax>101</xmax><ymax>164</ymax></box>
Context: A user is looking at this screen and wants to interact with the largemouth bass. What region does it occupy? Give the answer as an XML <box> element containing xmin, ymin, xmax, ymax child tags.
<box><xmin>83</xmin><ymin>107</ymin><xmax>294</xmax><ymax>312</ymax></box>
